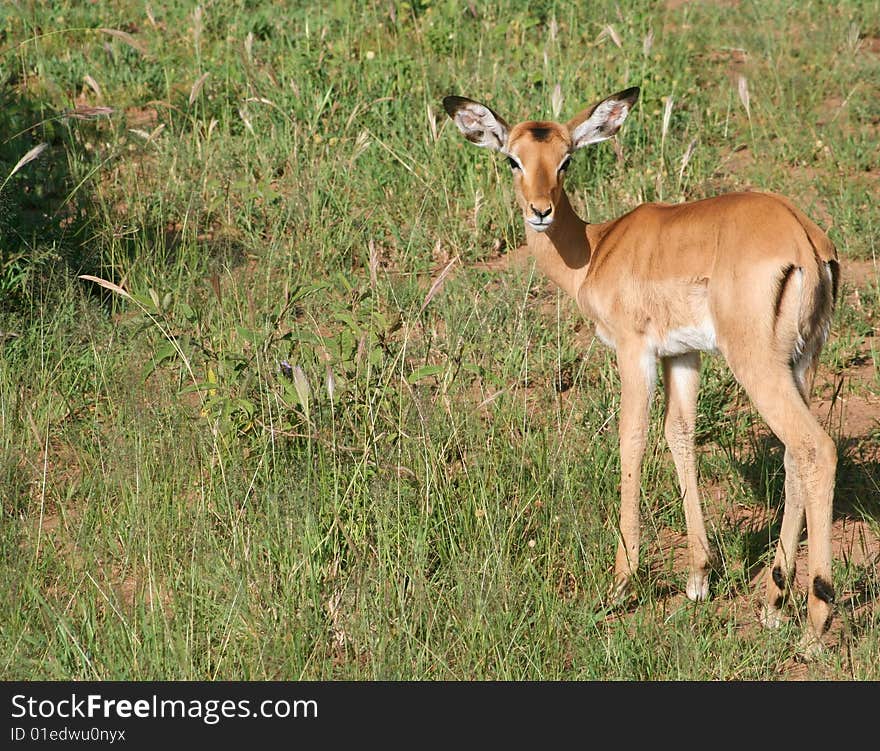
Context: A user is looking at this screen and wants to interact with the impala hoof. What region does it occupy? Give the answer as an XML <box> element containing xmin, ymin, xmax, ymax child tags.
<box><xmin>686</xmin><ymin>571</ymin><xmax>709</xmax><ymax>602</ymax></box>
<box><xmin>798</xmin><ymin>630</ymin><xmax>825</xmax><ymax>661</ymax></box>
<box><xmin>759</xmin><ymin>604</ymin><xmax>786</xmax><ymax>630</ymax></box>
<box><xmin>608</xmin><ymin>575</ymin><xmax>632</xmax><ymax>607</ymax></box>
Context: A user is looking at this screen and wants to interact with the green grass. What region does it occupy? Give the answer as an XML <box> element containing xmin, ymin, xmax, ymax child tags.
<box><xmin>1</xmin><ymin>0</ymin><xmax>878</xmax><ymax>680</ymax></box>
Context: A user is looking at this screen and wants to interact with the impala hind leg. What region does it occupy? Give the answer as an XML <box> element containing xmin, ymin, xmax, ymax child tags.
<box><xmin>662</xmin><ymin>353</ymin><xmax>711</xmax><ymax>601</ymax></box>
<box><xmin>761</xmin><ymin>449</ymin><xmax>806</xmax><ymax>629</ymax></box>
<box><xmin>762</xmin><ymin>360</ymin><xmax>820</xmax><ymax>629</ymax></box>
<box><xmin>729</xmin><ymin>363</ymin><xmax>836</xmax><ymax>650</ymax></box>
<box><xmin>610</xmin><ymin>343</ymin><xmax>656</xmax><ymax>602</ymax></box>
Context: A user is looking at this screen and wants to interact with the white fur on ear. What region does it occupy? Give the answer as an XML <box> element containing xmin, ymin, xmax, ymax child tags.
<box><xmin>571</xmin><ymin>100</ymin><xmax>631</xmax><ymax>148</ymax></box>
<box><xmin>443</xmin><ymin>96</ymin><xmax>509</xmax><ymax>152</ymax></box>
<box><xmin>568</xmin><ymin>87</ymin><xmax>639</xmax><ymax>150</ymax></box>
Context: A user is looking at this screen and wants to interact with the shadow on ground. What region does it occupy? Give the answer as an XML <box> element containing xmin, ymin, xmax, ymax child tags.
<box><xmin>0</xmin><ymin>82</ymin><xmax>106</xmax><ymax>316</ymax></box>
<box><xmin>732</xmin><ymin>432</ymin><xmax>879</xmax><ymax>632</ymax></box>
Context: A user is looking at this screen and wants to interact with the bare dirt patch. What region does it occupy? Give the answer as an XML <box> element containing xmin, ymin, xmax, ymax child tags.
<box><xmin>124</xmin><ymin>106</ymin><xmax>159</xmax><ymax>128</ymax></box>
<box><xmin>469</xmin><ymin>243</ymin><xmax>531</xmax><ymax>273</ymax></box>
<box><xmin>815</xmin><ymin>393</ymin><xmax>880</xmax><ymax>445</ymax></box>
<box><xmin>860</xmin><ymin>36</ymin><xmax>880</xmax><ymax>57</ymax></box>
<box><xmin>843</xmin><ymin>258</ymin><xmax>879</xmax><ymax>289</ymax></box>
<box><xmin>694</xmin><ymin>46</ymin><xmax>750</xmax><ymax>88</ymax></box>
<box><xmin>707</xmin><ymin>145</ymin><xmax>757</xmax><ymax>193</ymax></box>
<box><xmin>816</xmin><ymin>95</ymin><xmax>849</xmax><ymax>128</ymax></box>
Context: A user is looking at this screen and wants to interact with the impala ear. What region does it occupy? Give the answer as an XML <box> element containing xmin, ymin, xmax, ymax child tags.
<box><xmin>567</xmin><ymin>87</ymin><xmax>639</xmax><ymax>150</ymax></box>
<box><xmin>443</xmin><ymin>96</ymin><xmax>510</xmax><ymax>152</ymax></box>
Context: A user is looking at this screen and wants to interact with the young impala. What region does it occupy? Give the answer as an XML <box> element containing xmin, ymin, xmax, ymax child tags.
<box><xmin>444</xmin><ymin>87</ymin><xmax>839</xmax><ymax>651</ymax></box>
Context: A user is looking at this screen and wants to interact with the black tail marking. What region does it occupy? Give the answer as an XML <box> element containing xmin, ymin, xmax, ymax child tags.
<box><xmin>828</xmin><ymin>258</ymin><xmax>840</xmax><ymax>306</ymax></box>
<box><xmin>772</xmin><ymin>264</ymin><xmax>797</xmax><ymax>332</ymax></box>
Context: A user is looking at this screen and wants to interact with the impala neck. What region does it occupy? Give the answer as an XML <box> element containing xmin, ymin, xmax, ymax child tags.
<box><xmin>523</xmin><ymin>189</ymin><xmax>591</xmax><ymax>301</ymax></box>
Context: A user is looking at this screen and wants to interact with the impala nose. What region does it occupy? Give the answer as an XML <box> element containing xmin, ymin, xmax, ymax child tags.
<box><xmin>530</xmin><ymin>204</ymin><xmax>552</xmax><ymax>220</ymax></box>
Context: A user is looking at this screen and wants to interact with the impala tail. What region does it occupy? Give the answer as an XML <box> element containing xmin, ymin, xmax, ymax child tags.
<box><xmin>772</xmin><ymin>201</ymin><xmax>839</xmax><ymax>396</ymax></box>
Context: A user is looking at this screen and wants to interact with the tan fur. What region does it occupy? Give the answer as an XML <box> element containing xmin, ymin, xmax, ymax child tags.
<box><xmin>445</xmin><ymin>89</ymin><xmax>839</xmax><ymax>651</ymax></box>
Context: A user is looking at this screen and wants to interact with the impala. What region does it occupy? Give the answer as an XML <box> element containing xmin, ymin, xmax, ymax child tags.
<box><xmin>443</xmin><ymin>87</ymin><xmax>839</xmax><ymax>651</ymax></box>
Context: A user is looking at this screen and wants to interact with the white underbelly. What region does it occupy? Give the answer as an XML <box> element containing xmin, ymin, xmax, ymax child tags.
<box><xmin>591</xmin><ymin>319</ymin><xmax>719</xmax><ymax>357</ymax></box>
<box><xmin>654</xmin><ymin>320</ymin><xmax>719</xmax><ymax>356</ymax></box>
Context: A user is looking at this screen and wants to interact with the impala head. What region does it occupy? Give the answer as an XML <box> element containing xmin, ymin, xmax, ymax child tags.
<box><xmin>443</xmin><ymin>87</ymin><xmax>639</xmax><ymax>232</ymax></box>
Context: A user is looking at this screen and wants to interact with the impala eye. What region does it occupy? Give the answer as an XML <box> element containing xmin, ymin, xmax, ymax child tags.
<box><xmin>558</xmin><ymin>156</ymin><xmax>572</xmax><ymax>173</ymax></box>
<box><xmin>506</xmin><ymin>156</ymin><xmax>520</xmax><ymax>171</ymax></box>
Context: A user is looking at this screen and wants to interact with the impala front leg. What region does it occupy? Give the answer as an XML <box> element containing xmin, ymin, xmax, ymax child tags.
<box><xmin>610</xmin><ymin>342</ymin><xmax>657</xmax><ymax>602</ymax></box>
<box><xmin>662</xmin><ymin>352</ymin><xmax>711</xmax><ymax>602</ymax></box>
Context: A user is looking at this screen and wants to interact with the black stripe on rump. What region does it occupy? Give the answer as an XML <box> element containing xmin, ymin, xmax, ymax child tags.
<box><xmin>772</xmin><ymin>264</ymin><xmax>798</xmax><ymax>330</ymax></box>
